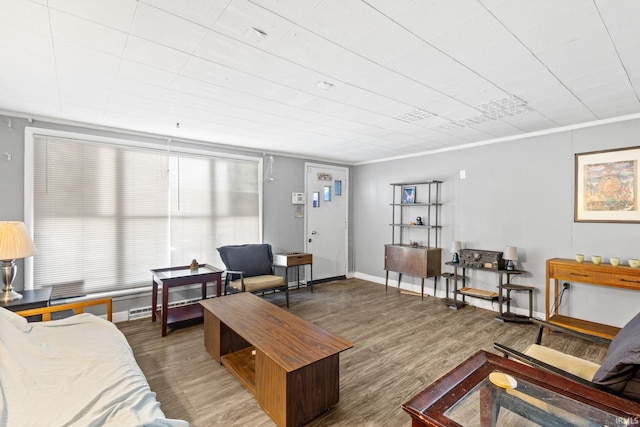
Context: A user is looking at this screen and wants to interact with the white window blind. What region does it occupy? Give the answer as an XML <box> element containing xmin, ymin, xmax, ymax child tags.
<box><xmin>32</xmin><ymin>135</ymin><xmax>260</xmax><ymax>297</ymax></box>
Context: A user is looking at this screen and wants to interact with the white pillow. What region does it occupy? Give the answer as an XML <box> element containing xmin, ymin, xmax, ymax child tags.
<box><xmin>0</xmin><ymin>306</ymin><xmax>32</xmax><ymax>332</ymax></box>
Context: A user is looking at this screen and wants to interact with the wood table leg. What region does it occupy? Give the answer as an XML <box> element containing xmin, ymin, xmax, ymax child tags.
<box><xmin>151</xmin><ymin>279</ymin><xmax>158</xmax><ymax>322</ymax></box>
<box><xmin>161</xmin><ymin>284</ymin><xmax>169</xmax><ymax>337</ymax></box>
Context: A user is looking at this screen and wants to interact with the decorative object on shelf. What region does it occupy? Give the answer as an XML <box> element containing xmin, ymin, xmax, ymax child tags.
<box><xmin>503</xmin><ymin>246</ymin><xmax>518</xmax><ymax>271</ymax></box>
<box><xmin>592</xmin><ymin>255</ymin><xmax>602</xmax><ymax>265</ymax></box>
<box><xmin>450</xmin><ymin>241</ymin><xmax>461</xmax><ymax>263</ymax></box>
<box><xmin>629</xmin><ymin>259</ymin><xmax>639</xmax><ymax>268</ymax></box>
<box><xmin>575</xmin><ymin>146</ymin><xmax>640</xmax><ymax>223</ymax></box>
<box><xmin>575</xmin><ymin>254</ymin><xmax>585</xmax><ymax>263</ymax></box>
<box><xmin>402</xmin><ymin>185</ymin><xmax>416</xmax><ymax>204</ymax></box>
<box><xmin>610</xmin><ymin>257</ymin><xmax>620</xmax><ymax>266</ymax></box>
<box><xmin>190</xmin><ymin>259</ymin><xmax>199</xmax><ymax>271</ymax></box>
<box><xmin>459</xmin><ymin>249</ymin><xmax>504</xmax><ymax>270</ymax></box>
<box><xmin>0</xmin><ymin>221</ymin><xmax>37</xmax><ymax>302</ymax></box>
<box><xmin>415</xmin><ymin>216</ymin><xmax>423</xmax><ymax>226</ymax></box>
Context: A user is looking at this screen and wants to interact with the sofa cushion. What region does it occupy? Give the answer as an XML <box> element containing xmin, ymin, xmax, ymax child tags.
<box><xmin>592</xmin><ymin>311</ymin><xmax>640</xmax><ymax>401</ymax></box>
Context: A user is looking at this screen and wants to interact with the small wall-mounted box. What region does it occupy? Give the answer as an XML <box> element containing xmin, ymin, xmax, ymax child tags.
<box><xmin>291</xmin><ymin>192</ymin><xmax>305</xmax><ymax>204</ymax></box>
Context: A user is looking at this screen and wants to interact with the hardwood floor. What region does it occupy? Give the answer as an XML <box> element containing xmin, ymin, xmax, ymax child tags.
<box><xmin>118</xmin><ymin>278</ymin><xmax>608</xmax><ymax>427</ymax></box>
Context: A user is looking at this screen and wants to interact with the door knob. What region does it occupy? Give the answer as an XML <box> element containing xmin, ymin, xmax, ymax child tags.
<box><xmin>311</xmin><ymin>230</ymin><xmax>317</xmax><ymax>235</ymax></box>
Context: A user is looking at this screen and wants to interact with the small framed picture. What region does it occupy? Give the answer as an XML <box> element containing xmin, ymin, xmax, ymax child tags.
<box><xmin>402</xmin><ymin>186</ymin><xmax>416</xmax><ymax>204</ymax></box>
<box><xmin>324</xmin><ymin>185</ymin><xmax>331</xmax><ymax>201</ymax></box>
<box><xmin>313</xmin><ymin>191</ymin><xmax>320</xmax><ymax>207</ymax></box>
<box><xmin>335</xmin><ymin>180</ymin><xmax>342</xmax><ymax>196</ymax></box>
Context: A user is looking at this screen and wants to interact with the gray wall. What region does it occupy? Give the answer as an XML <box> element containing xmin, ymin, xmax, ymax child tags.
<box><xmin>353</xmin><ymin>118</ymin><xmax>640</xmax><ymax>327</ymax></box>
<box><xmin>0</xmin><ymin>114</ymin><xmax>353</xmax><ymax>315</ymax></box>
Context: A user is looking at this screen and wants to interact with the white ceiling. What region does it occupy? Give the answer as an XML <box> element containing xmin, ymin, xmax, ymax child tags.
<box><xmin>2</xmin><ymin>0</ymin><xmax>640</xmax><ymax>164</ymax></box>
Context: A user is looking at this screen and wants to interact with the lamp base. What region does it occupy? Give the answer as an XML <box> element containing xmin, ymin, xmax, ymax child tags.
<box><xmin>1</xmin><ymin>289</ymin><xmax>23</xmax><ymax>302</ymax></box>
<box><xmin>1</xmin><ymin>259</ymin><xmax>23</xmax><ymax>302</ymax></box>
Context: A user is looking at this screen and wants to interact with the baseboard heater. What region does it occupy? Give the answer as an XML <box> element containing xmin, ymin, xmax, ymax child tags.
<box><xmin>128</xmin><ymin>298</ymin><xmax>201</xmax><ymax>320</ymax></box>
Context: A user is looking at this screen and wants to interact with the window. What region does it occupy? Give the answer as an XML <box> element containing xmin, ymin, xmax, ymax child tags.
<box><xmin>27</xmin><ymin>131</ymin><xmax>261</xmax><ymax>296</ymax></box>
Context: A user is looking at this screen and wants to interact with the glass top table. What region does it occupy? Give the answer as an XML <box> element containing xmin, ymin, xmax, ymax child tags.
<box><xmin>150</xmin><ymin>263</ymin><xmax>223</xmax><ymax>337</ymax></box>
<box><xmin>403</xmin><ymin>350</ymin><xmax>640</xmax><ymax>427</ymax></box>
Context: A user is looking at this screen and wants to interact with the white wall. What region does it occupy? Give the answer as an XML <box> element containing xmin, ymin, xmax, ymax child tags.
<box><xmin>353</xmin><ymin>118</ymin><xmax>640</xmax><ymax>327</ymax></box>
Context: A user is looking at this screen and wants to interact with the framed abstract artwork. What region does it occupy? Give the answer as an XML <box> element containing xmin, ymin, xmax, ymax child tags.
<box><xmin>402</xmin><ymin>186</ymin><xmax>416</xmax><ymax>204</ymax></box>
<box><xmin>575</xmin><ymin>146</ymin><xmax>640</xmax><ymax>223</ymax></box>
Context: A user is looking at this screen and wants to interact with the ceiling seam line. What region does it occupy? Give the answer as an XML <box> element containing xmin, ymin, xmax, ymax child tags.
<box><xmin>592</xmin><ymin>0</ymin><xmax>640</xmax><ymax>103</ymax></box>
<box><xmin>476</xmin><ymin>0</ymin><xmax>599</xmax><ymax>122</ymax></box>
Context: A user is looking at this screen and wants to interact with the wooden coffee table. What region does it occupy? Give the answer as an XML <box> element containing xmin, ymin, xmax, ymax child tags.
<box><xmin>200</xmin><ymin>292</ymin><xmax>353</xmax><ymax>427</ymax></box>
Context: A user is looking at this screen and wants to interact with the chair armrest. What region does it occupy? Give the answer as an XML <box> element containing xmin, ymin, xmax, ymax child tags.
<box><xmin>223</xmin><ymin>270</ymin><xmax>245</xmax><ymax>291</ymax></box>
<box><xmin>493</xmin><ymin>342</ymin><xmax>606</xmax><ymax>390</ymax></box>
<box><xmin>530</xmin><ymin>318</ymin><xmax>612</xmax><ymax>346</ymax></box>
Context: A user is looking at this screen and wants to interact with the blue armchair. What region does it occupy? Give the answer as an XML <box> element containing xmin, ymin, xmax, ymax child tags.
<box><xmin>217</xmin><ymin>243</ymin><xmax>288</xmax><ymax>307</ymax></box>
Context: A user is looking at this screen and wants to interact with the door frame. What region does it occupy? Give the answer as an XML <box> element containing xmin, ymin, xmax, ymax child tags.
<box><xmin>304</xmin><ymin>162</ymin><xmax>350</xmax><ymax>280</ymax></box>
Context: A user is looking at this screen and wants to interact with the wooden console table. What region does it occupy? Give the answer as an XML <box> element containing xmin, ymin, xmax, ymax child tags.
<box><xmin>200</xmin><ymin>292</ymin><xmax>353</xmax><ymax>427</ymax></box>
<box><xmin>546</xmin><ymin>257</ymin><xmax>640</xmax><ymax>339</ymax></box>
<box><xmin>384</xmin><ymin>244</ymin><xmax>441</xmax><ymax>300</ymax></box>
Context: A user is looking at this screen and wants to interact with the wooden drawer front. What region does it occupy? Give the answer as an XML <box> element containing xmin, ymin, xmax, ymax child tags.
<box><xmin>550</xmin><ymin>266</ymin><xmax>597</xmax><ymax>284</ymax></box>
<box><xmin>286</xmin><ymin>253</ymin><xmax>312</xmax><ymax>266</ymax></box>
<box><xmin>593</xmin><ymin>271</ymin><xmax>640</xmax><ymax>290</ymax></box>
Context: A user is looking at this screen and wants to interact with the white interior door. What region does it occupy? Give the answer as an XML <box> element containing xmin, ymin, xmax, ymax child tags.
<box><xmin>305</xmin><ymin>164</ymin><xmax>348</xmax><ymax>282</ymax></box>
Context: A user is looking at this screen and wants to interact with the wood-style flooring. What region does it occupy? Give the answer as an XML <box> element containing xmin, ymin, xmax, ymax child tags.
<box><xmin>117</xmin><ymin>278</ymin><xmax>608</xmax><ymax>427</ymax></box>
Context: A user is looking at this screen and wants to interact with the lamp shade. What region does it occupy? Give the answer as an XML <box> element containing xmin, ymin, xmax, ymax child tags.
<box><xmin>0</xmin><ymin>222</ymin><xmax>37</xmax><ymax>260</ymax></box>
<box><xmin>503</xmin><ymin>246</ymin><xmax>518</xmax><ymax>261</ymax></box>
<box><xmin>450</xmin><ymin>241</ymin><xmax>462</xmax><ymax>254</ymax></box>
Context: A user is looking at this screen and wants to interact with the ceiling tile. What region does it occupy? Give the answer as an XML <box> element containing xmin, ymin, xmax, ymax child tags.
<box><xmin>123</xmin><ymin>36</ymin><xmax>190</xmax><ymax>73</ymax></box>
<box><xmin>141</xmin><ymin>0</ymin><xmax>230</xmax><ymax>28</ymax></box>
<box><xmin>300</xmin><ymin>0</ymin><xmax>389</xmax><ymax>47</ymax></box>
<box><xmin>130</xmin><ymin>2</ymin><xmax>208</xmax><ymax>53</ymax></box>
<box><xmin>48</xmin><ymin>0</ymin><xmax>138</xmax><ymax>32</ymax></box>
<box><xmin>212</xmin><ymin>0</ymin><xmax>295</xmax><ymax>48</ymax></box>
<box><xmin>0</xmin><ymin>0</ymin><xmax>50</xmax><ymax>36</ymax></box>
<box><xmin>248</xmin><ymin>0</ymin><xmax>325</xmax><ymax>23</ymax></box>
<box><xmin>117</xmin><ymin>59</ymin><xmax>177</xmax><ymax>88</ymax></box>
<box><xmin>268</xmin><ymin>27</ymin><xmax>342</xmax><ymax>69</ymax></box>
<box><xmin>50</xmin><ymin>10</ymin><xmax>128</xmax><ymax>56</ymax></box>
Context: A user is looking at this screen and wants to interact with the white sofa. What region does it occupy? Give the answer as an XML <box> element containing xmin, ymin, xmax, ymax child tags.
<box><xmin>0</xmin><ymin>305</ymin><xmax>187</xmax><ymax>427</ymax></box>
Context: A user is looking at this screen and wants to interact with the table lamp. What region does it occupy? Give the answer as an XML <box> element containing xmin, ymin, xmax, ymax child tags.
<box><xmin>503</xmin><ymin>246</ymin><xmax>517</xmax><ymax>271</ymax></box>
<box><xmin>0</xmin><ymin>221</ymin><xmax>37</xmax><ymax>302</ymax></box>
<box><xmin>450</xmin><ymin>241</ymin><xmax>462</xmax><ymax>263</ymax></box>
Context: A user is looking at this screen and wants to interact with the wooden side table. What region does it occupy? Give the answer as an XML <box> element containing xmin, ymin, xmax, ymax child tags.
<box><xmin>0</xmin><ymin>288</ymin><xmax>52</xmax><ymax>321</ymax></box>
<box><xmin>151</xmin><ymin>264</ymin><xmax>223</xmax><ymax>337</ymax></box>
<box><xmin>274</xmin><ymin>252</ymin><xmax>313</xmax><ymax>292</ymax></box>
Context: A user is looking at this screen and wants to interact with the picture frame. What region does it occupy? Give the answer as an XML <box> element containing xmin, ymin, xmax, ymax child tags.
<box><xmin>335</xmin><ymin>180</ymin><xmax>342</xmax><ymax>196</ymax></box>
<box><xmin>402</xmin><ymin>186</ymin><xmax>416</xmax><ymax>204</ymax></box>
<box><xmin>575</xmin><ymin>146</ymin><xmax>640</xmax><ymax>223</ymax></box>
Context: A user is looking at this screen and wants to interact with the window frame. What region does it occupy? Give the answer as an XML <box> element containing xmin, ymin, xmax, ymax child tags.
<box><xmin>23</xmin><ymin>127</ymin><xmax>264</xmax><ymax>292</ymax></box>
